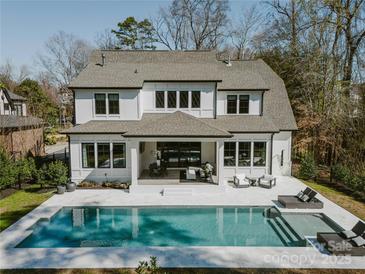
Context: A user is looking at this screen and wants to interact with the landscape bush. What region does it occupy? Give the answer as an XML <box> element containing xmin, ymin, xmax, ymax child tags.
<box><xmin>332</xmin><ymin>164</ymin><xmax>365</xmax><ymax>194</ymax></box>
<box><xmin>298</xmin><ymin>153</ymin><xmax>318</xmax><ymax>180</ymax></box>
<box><xmin>0</xmin><ymin>148</ymin><xmax>17</xmax><ymax>189</ymax></box>
<box><xmin>43</xmin><ymin>160</ymin><xmax>68</xmax><ymax>186</ymax></box>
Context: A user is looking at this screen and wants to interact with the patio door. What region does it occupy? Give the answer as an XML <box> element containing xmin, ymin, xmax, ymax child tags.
<box><xmin>157</xmin><ymin>142</ymin><xmax>201</xmax><ymax>168</ymax></box>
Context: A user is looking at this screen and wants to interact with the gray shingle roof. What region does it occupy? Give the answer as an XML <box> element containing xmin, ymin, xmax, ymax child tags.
<box><xmin>69</xmin><ymin>50</ymin><xmax>269</xmax><ymax>90</ymax></box>
<box><xmin>202</xmin><ymin>115</ymin><xmax>279</xmax><ymax>133</ymax></box>
<box><xmin>123</xmin><ymin>111</ymin><xmax>232</xmax><ymax>137</ymax></box>
<box><xmin>0</xmin><ymin>115</ymin><xmax>43</xmax><ymax>129</ymax></box>
<box><xmin>62</xmin><ymin>111</ymin><xmax>280</xmax><ymax>136</ymax></box>
<box><xmin>69</xmin><ymin>50</ymin><xmax>297</xmax><ymax>131</ymax></box>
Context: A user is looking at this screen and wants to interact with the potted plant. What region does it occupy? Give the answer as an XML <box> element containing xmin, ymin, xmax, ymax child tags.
<box><xmin>57</xmin><ymin>184</ymin><xmax>66</xmax><ymax>194</ymax></box>
<box><xmin>66</xmin><ymin>179</ymin><xmax>76</xmax><ymax>192</ymax></box>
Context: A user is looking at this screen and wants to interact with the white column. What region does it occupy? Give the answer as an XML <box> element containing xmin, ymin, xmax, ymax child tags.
<box><xmin>217</xmin><ymin>140</ymin><xmax>225</xmax><ymax>187</ymax></box>
<box><xmin>130</xmin><ymin>141</ymin><xmax>139</xmax><ymax>186</ymax></box>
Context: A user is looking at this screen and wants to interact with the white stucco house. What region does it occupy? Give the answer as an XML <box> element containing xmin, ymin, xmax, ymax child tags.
<box><xmin>63</xmin><ymin>50</ymin><xmax>297</xmax><ymax>191</ymax></box>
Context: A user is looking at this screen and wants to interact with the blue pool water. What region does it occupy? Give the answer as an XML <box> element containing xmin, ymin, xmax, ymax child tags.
<box><xmin>17</xmin><ymin>207</ymin><xmax>342</xmax><ymax>248</ymax></box>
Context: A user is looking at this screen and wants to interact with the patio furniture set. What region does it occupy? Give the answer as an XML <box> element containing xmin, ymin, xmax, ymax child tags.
<box><xmin>233</xmin><ymin>173</ymin><xmax>277</xmax><ymax>189</ymax></box>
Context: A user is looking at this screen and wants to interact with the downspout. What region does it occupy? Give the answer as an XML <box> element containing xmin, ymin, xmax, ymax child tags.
<box><xmin>270</xmin><ymin>133</ymin><xmax>274</xmax><ymax>175</ymax></box>
<box><xmin>214</xmin><ymin>82</ymin><xmax>217</xmax><ymax>119</ymax></box>
<box><xmin>260</xmin><ymin>91</ymin><xmax>264</xmax><ymax>116</ymax></box>
<box><xmin>67</xmin><ymin>135</ymin><xmax>71</xmax><ymax>178</ymax></box>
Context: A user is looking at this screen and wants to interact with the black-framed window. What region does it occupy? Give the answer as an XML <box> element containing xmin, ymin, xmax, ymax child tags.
<box><xmin>155</xmin><ymin>91</ymin><xmax>165</xmax><ymax>108</ymax></box>
<box><xmin>95</xmin><ymin>93</ymin><xmax>106</xmax><ymax>114</ymax></box>
<box><xmin>97</xmin><ymin>143</ymin><xmax>110</xmax><ymax>168</ymax></box>
<box><xmin>179</xmin><ymin>91</ymin><xmax>189</xmax><ymax>108</ymax></box>
<box><xmin>113</xmin><ymin>143</ymin><xmax>126</xmax><ymax>168</ymax></box>
<box><xmin>167</xmin><ymin>91</ymin><xmax>176</xmax><ymax>108</ymax></box>
<box><xmin>157</xmin><ymin>142</ymin><xmax>201</xmax><ymax>168</ymax></box>
<box><xmin>4</xmin><ymin>103</ymin><xmax>9</xmax><ymax>111</ymax></box>
<box><xmin>192</xmin><ymin>91</ymin><xmax>200</xmax><ymax>108</ymax></box>
<box><xmin>227</xmin><ymin>95</ymin><xmax>237</xmax><ymax>114</ymax></box>
<box><xmin>224</xmin><ymin>142</ymin><xmax>236</xmax><ymax>166</ymax></box>
<box><xmin>238</xmin><ymin>142</ymin><xmax>251</xmax><ymax>166</ymax></box>
<box><xmin>82</xmin><ymin>143</ymin><xmax>95</xmax><ymax>168</ymax></box>
<box><xmin>239</xmin><ymin>95</ymin><xmax>249</xmax><ymax>114</ymax></box>
<box><xmin>253</xmin><ymin>142</ymin><xmax>266</xmax><ymax>167</ymax></box>
<box><xmin>108</xmin><ymin>93</ymin><xmax>119</xmax><ymax>114</ymax></box>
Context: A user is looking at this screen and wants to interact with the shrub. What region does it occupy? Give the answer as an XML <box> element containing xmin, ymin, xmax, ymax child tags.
<box><xmin>43</xmin><ymin>160</ymin><xmax>68</xmax><ymax>186</ymax></box>
<box><xmin>298</xmin><ymin>153</ymin><xmax>318</xmax><ymax>180</ymax></box>
<box><xmin>15</xmin><ymin>157</ymin><xmax>38</xmax><ymax>188</ymax></box>
<box><xmin>0</xmin><ymin>148</ymin><xmax>17</xmax><ymax>189</ymax></box>
<box><xmin>136</xmin><ymin>256</ymin><xmax>161</xmax><ymax>274</ymax></box>
<box><xmin>332</xmin><ymin>164</ymin><xmax>351</xmax><ymax>181</ymax></box>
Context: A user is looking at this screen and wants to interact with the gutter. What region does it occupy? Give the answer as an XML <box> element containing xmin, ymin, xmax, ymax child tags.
<box><xmin>270</xmin><ymin>133</ymin><xmax>274</xmax><ymax>175</ymax></box>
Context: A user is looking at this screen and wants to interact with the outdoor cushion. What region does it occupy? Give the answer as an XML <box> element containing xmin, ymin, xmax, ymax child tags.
<box><xmin>295</xmin><ymin>191</ymin><xmax>304</xmax><ymax>199</ymax></box>
<box><xmin>236</xmin><ymin>174</ymin><xmax>246</xmax><ymax>180</ymax></box>
<box><xmin>341</xmin><ymin>230</ymin><xmax>357</xmax><ymax>239</ymax></box>
<box><xmin>299</xmin><ymin>194</ymin><xmax>310</xmax><ymax>202</ymax></box>
<box><xmin>351</xmin><ymin>236</ymin><xmax>365</xmax><ymax>247</ymax></box>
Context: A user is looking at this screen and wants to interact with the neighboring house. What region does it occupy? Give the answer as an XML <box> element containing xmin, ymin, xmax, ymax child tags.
<box><xmin>64</xmin><ymin>50</ymin><xmax>297</xmax><ymax>190</ymax></box>
<box><xmin>0</xmin><ymin>88</ymin><xmax>44</xmax><ymax>157</ymax></box>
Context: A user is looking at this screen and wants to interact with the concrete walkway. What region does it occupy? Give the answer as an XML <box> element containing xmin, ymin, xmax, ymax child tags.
<box><xmin>0</xmin><ymin>176</ymin><xmax>364</xmax><ymax>269</ymax></box>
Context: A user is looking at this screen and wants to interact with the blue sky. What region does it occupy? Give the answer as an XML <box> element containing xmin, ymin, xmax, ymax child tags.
<box><xmin>0</xmin><ymin>0</ymin><xmax>257</xmax><ymax>75</ymax></box>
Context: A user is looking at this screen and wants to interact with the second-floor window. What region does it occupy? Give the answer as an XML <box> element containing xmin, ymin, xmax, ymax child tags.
<box><xmin>156</xmin><ymin>91</ymin><xmax>165</xmax><ymax>108</ymax></box>
<box><xmin>192</xmin><ymin>91</ymin><xmax>200</xmax><ymax>108</ymax></box>
<box><xmin>95</xmin><ymin>93</ymin><xmax>119</xmax><ymax>115</ymax></box>
<box><xmin>155</xmin><ymin>90</ymin><xmax>201</xmax><ymax>109</ymax></box>
<box><xmin>4</xmin><ymin>103</ymin><xmax>9</xmax><ymax>112</ymax></box>
<box><xmin>95</xmin><ymin>94</ymin><xmax>106</xmax><ymax>114</ymax></box>
<box><xmin>108</xmin><ymin>94</ymin><xmax>119</xmax><ymax>114</ymax></box>
<box><xmin>227</xmin><ymin>94</ymin><xmax>250</xmax><ymax>114</ymax></box>
<box><xmin>168</xmin><ymin>91</ymin><xmax>176</xmax><ymax>108</ymax></box>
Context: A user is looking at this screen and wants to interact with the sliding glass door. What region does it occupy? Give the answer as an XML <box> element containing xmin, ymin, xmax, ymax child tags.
<box><xmin>157</xmin><ymin>142</ymin><xmax>201</xmax><ymax>168</ymax></box>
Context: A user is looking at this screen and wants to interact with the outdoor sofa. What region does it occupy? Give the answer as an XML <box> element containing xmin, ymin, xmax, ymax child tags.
<box><xmin>278</xmin><ymin>187</ymin><xmax>324</xmax><ymax>209</ymax></box>
<box><xmin>317</xmin><ymin>221</ymin><xmax>365</xmax><ymax>256</ymax></box>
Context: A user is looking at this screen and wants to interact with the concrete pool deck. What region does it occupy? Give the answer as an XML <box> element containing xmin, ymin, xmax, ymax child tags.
<box><xmin>0</xmin><ymin>176</ymin><xmax>364</xmax><ymax>269</ymax></box>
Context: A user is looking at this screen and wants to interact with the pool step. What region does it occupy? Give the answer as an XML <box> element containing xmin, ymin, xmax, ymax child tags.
<box><xmin>163</xmin><ymin>188</ymin><xmax>193</xmax><ymax>196</ymax></box>
<box><xmin>268</xmin><ymin>216</ymin><xmax>303</xmax><ymax>246</ymax></box>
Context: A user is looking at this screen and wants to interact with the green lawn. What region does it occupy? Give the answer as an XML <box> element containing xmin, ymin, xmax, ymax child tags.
<box><xmin>0</xmin><ymin>185</ymin><xmax>54</xmax><ymax>232</ymax></box>
<box><xmin>303</xmin><ymin>180</ymin><xmax>365</xmax><ymax>220</ymax></box>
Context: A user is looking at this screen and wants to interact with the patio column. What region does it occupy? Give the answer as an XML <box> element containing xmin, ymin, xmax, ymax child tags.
<box><xmin>217</xmin><ymin>140</ymin><xmax>225</xmax><ymax>187</ymax></box>
<box><xmin>130</xmin><ymin>141</ymin><xmax>139</xmax><ymax>187</ymax></box>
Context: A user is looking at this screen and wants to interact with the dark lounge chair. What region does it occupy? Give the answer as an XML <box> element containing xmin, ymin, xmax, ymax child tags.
<box><xmin>317</xmin><ymin>221</ymin><xmax>365</xmax><ymax>256</ymax></box>
<box><xmin>278</xmin><ymin>187</ymin><xmax>324</xmax><ymax>209</ymax></box>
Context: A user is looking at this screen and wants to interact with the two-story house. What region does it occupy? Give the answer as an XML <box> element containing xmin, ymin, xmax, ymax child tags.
<box><xmin>0</xmin><ymin>88</ymin><xmax>44</xmax><ymax>157</ymax></box>
<box><xmin>64</xmin><ymin>50</ymin><xmax>297</xmax><ymax>191</ymax></box>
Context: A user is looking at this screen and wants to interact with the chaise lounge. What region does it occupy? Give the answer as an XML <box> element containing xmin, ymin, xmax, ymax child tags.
<box><xmin>317</xmin><ymin>221</ymin><xmax>365</xmax><ymax>256</ymax></box>
<box><xmin>278</xmin><ymin>187</ymin><xmax>324</xmax><ymax>209</ymax></box>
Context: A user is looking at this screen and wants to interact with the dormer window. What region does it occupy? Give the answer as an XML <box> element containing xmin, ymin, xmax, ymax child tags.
<box><xmin>227</xmin><ymin>94</ymin><xmax>250</xmax><ymax>114</ymax></box>
<box><xmin>191</xmin><ymin>91</ymin><xmax>200</xmax><ymax>108</ymax></box>
<box><xmin>155</xmin><ymin>91</ymin><xmax>165</xmax><ymax>108</ymax></box>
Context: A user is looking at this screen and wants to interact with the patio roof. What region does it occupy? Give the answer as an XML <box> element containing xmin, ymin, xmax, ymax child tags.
<box><xmin>62</xmin><ymin>111</ymin><xmax>280</xmax><ymax>136</ymax></box>
<box><xmin>123</xmin><ymin>111</ymin><xmax>232</xmax><ymax>138</ymax></box>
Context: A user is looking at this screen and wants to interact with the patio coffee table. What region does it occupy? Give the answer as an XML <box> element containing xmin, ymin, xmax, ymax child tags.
<box><xmin>246</xmin><ymin>176</ymin><xmax>260</xmax><ymax>186</ymax></box>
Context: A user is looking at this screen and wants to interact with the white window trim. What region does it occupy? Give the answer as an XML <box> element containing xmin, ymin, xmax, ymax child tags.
<box><xmin>93</xmin><ymin>92</ymin><xmax>120</xmax><ymax>117</ymax></box>
<box><xmin>154</xmin><ymin>90</ymin><xmax>201</xmax><ymax>111</ymax></box>
<box><xmin>226</xmin><ymin>94</ymin><xmax>250</xmax><ymax>115</ymax></box>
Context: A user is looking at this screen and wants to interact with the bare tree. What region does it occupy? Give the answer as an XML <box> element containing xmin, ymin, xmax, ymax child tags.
<box><xmin>95</xmin><ymin>28</ymin><xmax>118</xmax><ymax>50</ymax></box>
<box><xmin>0</xmin><ymin>60</ymin><xmax>30</xmax><ymax>90</ymax></box>
<box><xmin>229</xmin><ymin>5</ymin><xmax>263</xmax><ymax>59</ymax></box>
<box><xmin>37</xmin><ymin>31</ymin><xmax>92</xmax><ymax>87</ymax></box>
<box><xmin>154</xmin><ymin>0</ymin><xmax>229</xmax><ymax>50</ymax></box>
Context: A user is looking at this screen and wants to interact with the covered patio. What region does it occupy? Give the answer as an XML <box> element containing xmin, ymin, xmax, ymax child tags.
<box><xmin>123</xmin><ymin>111</ymin><xmax>232</xmax><ymax>190</ymax></box>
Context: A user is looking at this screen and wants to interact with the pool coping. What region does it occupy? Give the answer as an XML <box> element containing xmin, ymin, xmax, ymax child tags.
<box><xmin>0</xmin><ymin>176</ymin><xmax>364</xmax><ymax>269</ymax></box>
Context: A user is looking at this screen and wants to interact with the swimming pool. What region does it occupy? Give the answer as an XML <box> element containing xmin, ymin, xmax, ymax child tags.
<box><xmin>17</xmin><ymin>207</ymin><xmax>342</xmax><ymax>248</ymax></box>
